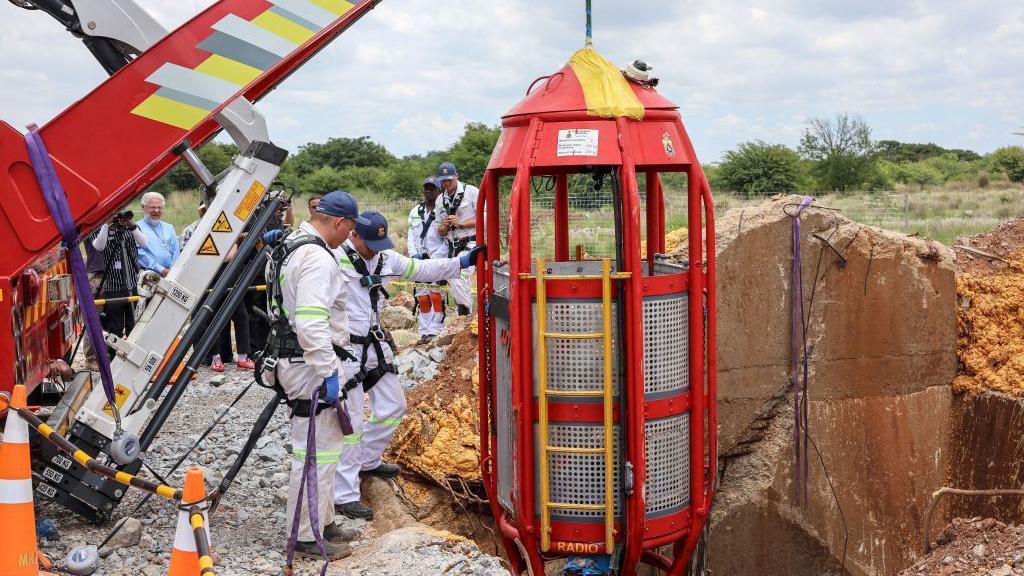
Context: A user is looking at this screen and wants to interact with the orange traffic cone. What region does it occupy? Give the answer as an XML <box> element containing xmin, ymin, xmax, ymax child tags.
<box><xmin>0</xmin><ymin>384</ymin><xmax>43</xmax><ymax>575</ymax></box>
<box><xmin>168</xmin><ymin>467</ymin><xmax>211</xmax><ymax>576</ymax></box>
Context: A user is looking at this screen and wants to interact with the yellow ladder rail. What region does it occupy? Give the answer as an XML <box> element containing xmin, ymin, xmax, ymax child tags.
<box><xmin>536</xmin><ymin>257</ymin><xmax>618</xmax><ymax>554</ymax></box>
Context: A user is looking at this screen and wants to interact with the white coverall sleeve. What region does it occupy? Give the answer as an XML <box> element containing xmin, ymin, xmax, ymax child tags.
<box><xmin>407</xmin><ymin>209</ymin><xmax>421</xmax><ymax>257</ymax></box>
<box><xmin>92</xmin><ymin>224</ymin><xmax>109</xmax><ymax>251</ymax></box>
<box><xmin>389</xmin><ymin>251</ymin><xmax>462</xmax><ymax>284</ymax></box>
<box><xmin>292</xmin><ymin>249</ymin><xmax>341</xmax><ymax>378</ymax></box>
<box><xmin>132</xmin><ymin>227</ymin><xmax>148</xmax><ymax>248</ymax></box>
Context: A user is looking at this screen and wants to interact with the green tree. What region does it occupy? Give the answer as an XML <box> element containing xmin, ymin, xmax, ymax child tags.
<box><xmin>162</xmin><ymin>142</ymin><xmax>238</xmax><ymax>191</ymax></box>
<box><xmin>892</xmin><ymin>162</ymin><xmax>942</xmax><ymax>189</ymax></box>
<box><xmin>876</xmin><ymin>141</ymin><xmax>981</xmax><ymax>163</ymax></box>
<box><xmin>444</xmin><ymin>123</ymin><xmax>501</xmax><ymax>186</ymax></box>
<box><xmin>989</xmin><ymin>146</ymin><xmax>1024</xmax><ymax>183</ymax></box>
<box><xmin>300</xmin><ymin>166</ymin><xmax>347</xmax><ymax>196</ymax></box>
<box><xmin>923</xmin><ymin>153</ymin><xmax>979</xmax><ymax>182</ymax></box>
<box><xmin>716</xmin><ymin>141</ymin><xmax>802</xmax><ymax>197</ymax></box>
<box><xmin>799</xmin><ymin>114</ymin><xmax>876</xmax><ymax>192</ymax></box>
<box><xmin>290</xmin><ymin>136</ymin><xmax>395</xmax><ymax>177</ymax></box>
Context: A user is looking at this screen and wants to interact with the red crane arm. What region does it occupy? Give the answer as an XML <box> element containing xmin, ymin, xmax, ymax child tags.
<box><xmin>0</xmin><ymin>0</ymin><xmax>380</xmax><ymax>277</ymax></box>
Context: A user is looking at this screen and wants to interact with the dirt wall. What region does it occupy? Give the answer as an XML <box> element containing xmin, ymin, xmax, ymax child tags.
<box><xmin>695</xmin><ymin>195</ymin><xmax>957</xmax><ymax>576</ymax></box>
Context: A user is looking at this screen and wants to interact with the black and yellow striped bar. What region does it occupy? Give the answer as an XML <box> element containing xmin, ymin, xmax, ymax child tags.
<box><xmin>94</xmin><ymin>284</ymin><xmax>267</xmax><ymax>307</ymax></box>
<box><xmin>13</xmin><ymin>405</ymin><xmax>183</xmax><ymax>501</ymax></box>
<box><xmin>190</xmin><ymin>507</ymin><xmax>216</xmax><ymax>575</ymax></box>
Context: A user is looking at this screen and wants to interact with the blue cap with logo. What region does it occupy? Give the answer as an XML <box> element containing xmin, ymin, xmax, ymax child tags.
<box><xmin>355</xmin><ymin>211</ymin><xmax>395</xmax><ymax>252</ymax></box>
<box><xmin>317</xmin><ymin>190</ymin><xmax>370</xmax><ymax>225</ymax></box>
<box><xmin>437</xmin><ymin>162</ymin><xmax>457</xmax><ymax>181</ymax></box>
<box><xmin>423</xmin><ymin>176</ymin><xmax>440</xmax><ymax>188</ymax></box>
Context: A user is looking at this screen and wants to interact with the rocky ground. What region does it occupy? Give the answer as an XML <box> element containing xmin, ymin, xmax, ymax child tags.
<box><xmin>24</xmin><ymin>302</ymin><xmax>506</xmax><ymax>575</ymax></box>
<box><xmin>900</xmin><ymin>518</ymin><xmax>1024</xmax><ymax>576</ymax></box>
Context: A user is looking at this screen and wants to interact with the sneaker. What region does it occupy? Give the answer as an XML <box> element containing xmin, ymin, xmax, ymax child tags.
<box><xmin>235</xmin><ymin>358</ymin><xmax>256</xmax><ymax>370</ymax></box>
<box><xmin>323</xmin><ymin>522</ymin><xmax>360</xmax><ymax>543</ymax></box>
<box><xmin>335</xmin><ymin>501</ymin><xmax>374</xmax><ymax>520</ymax></box>
<box><xmin>417</xmin><ymin>335</ymin><xmax>435</xmax><ymax>345</ymax></box>
<box><xmin>211</xmin><ymin>358</ymin><xmax>225</xmax><ymax>372</ymax></box>
<box><xmin>359</xmin><ymin>462</ymin><xmax>401</xmax><ymax>479</ymax></box>
<box><xmin>293</xmin><ymin>539</ymin><xmax>351</xmax><ymax>560</ymax></box>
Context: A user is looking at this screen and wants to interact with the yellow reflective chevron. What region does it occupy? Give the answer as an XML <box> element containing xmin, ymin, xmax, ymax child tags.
<box><xmin>131</xmin><ymin>94</ymin><xmax>209</xmax><ymax>130</ymax></box>
<box><xmin>195</xmin><ymin>54</ymin><xmax>262</xmax><ymax>86</ymax></box>
<box><xmin>252</xmin><ymin>11</ymin><xmax>316</xmax><ymax>44</ymax></box>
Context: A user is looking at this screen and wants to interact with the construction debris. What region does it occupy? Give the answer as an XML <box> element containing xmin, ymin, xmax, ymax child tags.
<box><xmin>900</xmin><ymin>517</ymin><xmax>1024</xmax><ymax>576</ymax></box>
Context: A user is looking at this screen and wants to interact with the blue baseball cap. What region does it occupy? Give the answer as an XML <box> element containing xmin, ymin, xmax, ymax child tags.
<box><xmin>423</xmin><ymin>176</ymin><xmax>440</xmax><ymax>188</ymax></box>
<box><xmin>317</xmin><ymin>190</ymin><xmax>370</xmax><ymax>224</ymax></box>
<box><xmin>437</xmin><ymin>162</ymin><xmax>457</xmax><ymax>181</ymax></box>
<box><xmin>355</xmin><ymin>211</ymin><xmax>395</xmax><ymax>252</ymax></box>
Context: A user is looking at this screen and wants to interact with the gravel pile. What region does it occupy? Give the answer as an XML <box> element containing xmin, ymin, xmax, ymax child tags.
<box><xmin>900</xmin><ymin>517</ymin><xmax>1024</xmax><ymax>576</ymax></box>
<box><xmin>33</xmin><ymin>360</ymin><xmax>502</xmax><ymax>575</ymax></box>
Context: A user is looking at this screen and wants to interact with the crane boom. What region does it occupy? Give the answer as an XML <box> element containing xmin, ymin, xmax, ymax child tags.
<box><xmin>0</xmin><ymin>0</ymin><xmax>382</xmax><ymax>523</ymax></box>
<box><xmin>0</xmin><ymin>0</ymin><xmax>379</xmax><ymax>279</ymax></box>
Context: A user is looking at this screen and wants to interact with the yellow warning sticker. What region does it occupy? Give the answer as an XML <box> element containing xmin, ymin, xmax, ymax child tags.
<box><xmin>198</xmin><ymin>235</ymin><xmax>220</xmax><ymax>256</ymax></box>
<box><xmin>102</xmin><ymin>384</ymin><xmax>130</xmax><ymax>415</ymax></box>
<box><xmin>212</xmin><ymin>212</ymin><xmax>233</xmax><ymax>233</ymax></box>
<box><xmin>234</xmin><ymin>180</ymin><xmax>266</xmax><ymax>221</ymax></box>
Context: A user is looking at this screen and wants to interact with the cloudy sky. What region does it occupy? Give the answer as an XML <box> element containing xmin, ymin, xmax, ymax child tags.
<box><xmin>1</xmin><ymin>1</ymin><xmax>1022</xmax><ymax>162</ymax></box>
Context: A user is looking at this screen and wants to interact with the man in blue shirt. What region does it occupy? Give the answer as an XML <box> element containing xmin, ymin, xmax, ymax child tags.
<box><xmin>136</xmin><ymin>191</ymin><xmax>180</xmax><ymax>277</ymax></box>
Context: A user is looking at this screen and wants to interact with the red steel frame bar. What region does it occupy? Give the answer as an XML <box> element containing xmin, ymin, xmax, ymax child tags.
<box><xmin>510</xmin><ymin>117</ymin><xmax>544</xmax><ymax>575</ymax></box>
<box><xmin>554</xmin><ymin>174</ymin><xmax>570</xmax><ymax>261</ymax></box>
<box><xmin>614</xmin><ymin>116</ymin><xmax>648</xmax><ymax>576</ymax></box>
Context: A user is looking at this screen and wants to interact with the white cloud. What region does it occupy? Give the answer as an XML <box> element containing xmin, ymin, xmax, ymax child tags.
<box><xmin>0</xmin><ymin>0</ymin><xmax>1021</xmax><ymax>165</ymax></box>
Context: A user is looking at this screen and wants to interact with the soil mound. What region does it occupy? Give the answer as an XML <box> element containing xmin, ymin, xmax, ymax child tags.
<box><xmin>953</xmin><ymin>218</ymin><xmax>1024</xmax><ymax>395</ymax></box>
<box><xmin>899</xmin><ymin>517</ymin><xmax>1024</xmax><ymax>576</ymax></box>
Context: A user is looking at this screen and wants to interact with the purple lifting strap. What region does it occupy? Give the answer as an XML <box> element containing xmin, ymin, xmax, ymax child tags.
<box><xmin>286</xmin><ymin>385</ymin><xmax>329</xmax><ymax>576</ymax></box>
<box><xmin>334</xmin><ymin>399</ymin><xmax>353</xmax><ymax>436</ymax></box>
<box><xmin>24</xmin><ymin>130</ymin><xmax>117</xmax><ymax>407</ymax></box>
<box><xmin>791</xmin><ymin>196</ymin><xmax>813</xmax><ymax>507</ymax></box>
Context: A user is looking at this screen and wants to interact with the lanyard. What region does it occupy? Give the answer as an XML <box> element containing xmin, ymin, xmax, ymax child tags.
<box><xmin>145</xmin><ymin>219</ymin><xmax>170</xmax><ymax>252</ymax></box>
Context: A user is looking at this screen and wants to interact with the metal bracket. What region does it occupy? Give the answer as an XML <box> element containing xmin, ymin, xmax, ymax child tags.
<box><xmin>155</xmin><ymin>278</ymin><xmax>198</xmax><ymax>312</ymax></box>
<box><xmin>104</xmin><ymin>333</ymin><xmax>149</xmax><ymax>368</ymax></box>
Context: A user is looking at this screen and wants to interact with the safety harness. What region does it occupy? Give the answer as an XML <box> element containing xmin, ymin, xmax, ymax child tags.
<box><xmin>441</xmin><ymin>186</ymin><xmax>476</xmax><ymax>257</ymax></box>
<box><xmin>415</xmin><ymin>202</ymin><xmax>435</xmax><ymax>258</ymax></box>
<box><xmin>258</xmin><ymin>233</ymin><xmax>354</xmax><ymax>418</ymax></box>
<box><xmin>410</xmin><ymin>202</ymin><xmax>448</xmax><ymax>318</ymax></box>
<box><xmin>340</xmin><ymin>244</ymin><xmax>398</xmax><ymax>395</ymax></box>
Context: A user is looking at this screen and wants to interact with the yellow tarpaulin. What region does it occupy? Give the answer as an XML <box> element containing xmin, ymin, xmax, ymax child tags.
<box><xmin>568</xmin><ymin>47</ymin><xmax>645</xmax><ymax>120</ymax></box>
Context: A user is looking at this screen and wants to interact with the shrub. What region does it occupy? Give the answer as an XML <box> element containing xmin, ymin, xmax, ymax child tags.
<box><xmin>989</xmin><ymin>146</ymin><xmax>1024</xmax><ymax>183</ymax></box>
<box><xmin>978</xmin><ymin>170</ymin><xmax>991</xmax><ymax>188</ymax></box>
<box><xmin>717</xmin><ymin>141</ymin><xmax>802</xmax><ymax>197</ymax></box>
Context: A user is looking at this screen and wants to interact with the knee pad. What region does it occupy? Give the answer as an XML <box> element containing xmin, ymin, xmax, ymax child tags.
<box><xmin>430</xmin><ymin>292</ymin><xmax>444</xmax><ymax>312</ymax></box>
<box><xmin>416</xmin><ymin>295</ymin><xmax>431</xmax><ymax>312</ymax></box>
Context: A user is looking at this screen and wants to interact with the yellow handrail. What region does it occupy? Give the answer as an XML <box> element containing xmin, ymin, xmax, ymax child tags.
<box><xmin>536</xmin><ymin>257</ymin><xmax>553</xmax><ymax>552</ymax></box>
<box><xmin>535</xmin><ymin>257</ymin><xmax>617</xmax><ymax>554</ymax></box>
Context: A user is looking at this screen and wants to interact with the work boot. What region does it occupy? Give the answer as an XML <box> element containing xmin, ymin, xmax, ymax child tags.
<box><xmin>336</xmin><ymin>501</ymin><xmax>374</xmax><ymax>520</ymax></box>
<box><xmin>417</xmin><ymin>334</ymin><xmax>434</xmax><ymax>345</ymax></box>
<box><xmin>457</xmin><ymin>304</ymin><xmax>471</xmax><ymax>316</ymax></box>
<box><xmin>293</xmin><ymin>539</ymin><xmax>351</xmax><ymax>560</ymax></box>
<box><xmin>323</xmin><ymin>521</ymin><xmax>360</xmax><ymax>543</ymax></box>
<box><xmin>360</xmin><ymin>462</ymin><xmax>401</xmax><ymax>479</ymax></box>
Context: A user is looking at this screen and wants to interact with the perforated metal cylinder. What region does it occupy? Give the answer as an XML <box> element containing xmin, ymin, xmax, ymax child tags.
<box><xmin>492</xmin><ymin>261</ymin><xmax>691</xmax><ymax>528</ymax></box>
